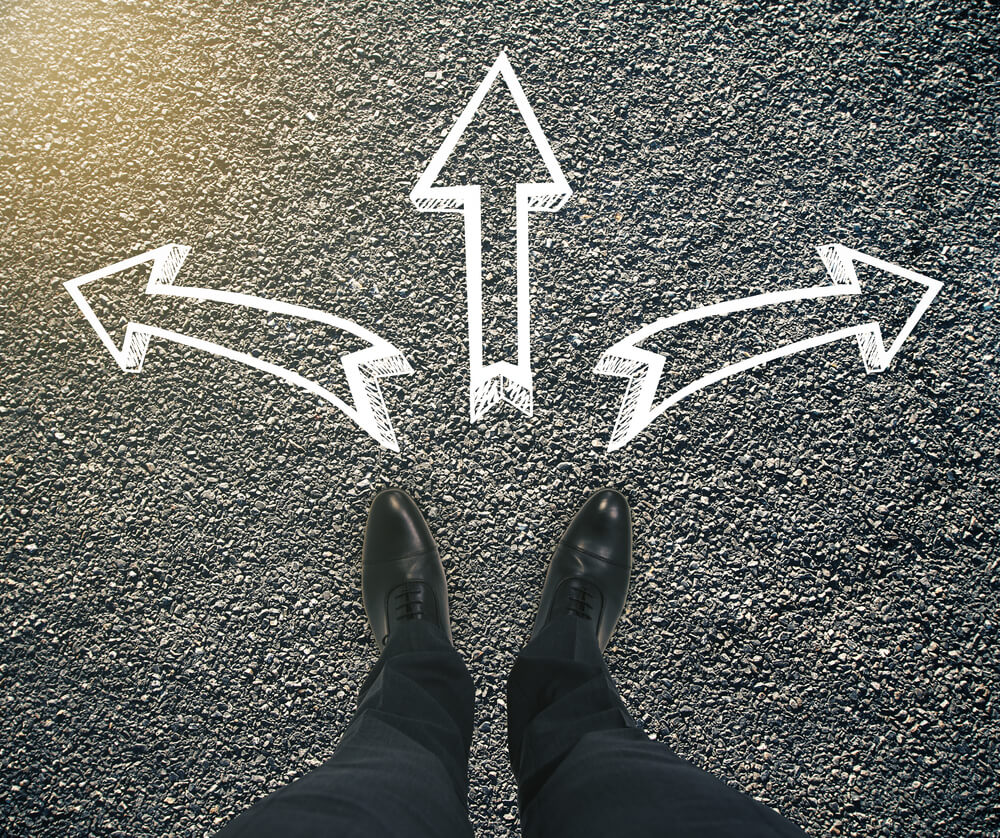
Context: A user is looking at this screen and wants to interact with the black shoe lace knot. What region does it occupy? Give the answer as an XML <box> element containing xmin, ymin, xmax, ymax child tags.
<box><xmin>567</xmin><ymin>580</ymin><xmax>594</xmax><ymax>620</ymax></box>
<box><xmin>393</xmin><ymin>582</ymin><xmax>426</xmax><ymax>621</ymax></box>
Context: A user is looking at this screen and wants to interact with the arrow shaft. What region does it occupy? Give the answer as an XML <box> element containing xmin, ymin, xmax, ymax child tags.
<box><xmin>136</xmin><ymin>324</ymin><xmax>357</xmax><ymax>421</ymax></box>
<box><xmin>150</xmin><ymin>283</ymin><xmax>390</xmax><ymax>350</ymax></box>
<box><xmin>599</xmin><ymin>244</ymin><xmax>942</xmax><ymax>450</ymax></box>
<box><xmin>629</xmin><ymin>281</ymin><xmax>860</xmax><ymax>346</ymax></box>
<box><xmin>143</xmin><ymin>285</ymin><xmax>407</xmax><ymax>447</ymax></box>
<box><xmin>465</xmin><ymin>188</ymin><xmax>483</xmax><ymax>371</ymax></box>
<box><xmin>647</xmin><ymin>323</ymin><xmax>874</xmax><ymax>424</ymax></box>
<box><xmin>462</xmin><ymin>187</ymin><xmax>534</xmax><ymax>417</ymax></box>
<box><xmin>516</xmin><ymin>186</ymin><xmax>531</xmax><ymax>372</ymax></box>
<box><xmin>468</xmin><ymin>187</ymin><xmax>532</xmax><ymax>370</ymax></box>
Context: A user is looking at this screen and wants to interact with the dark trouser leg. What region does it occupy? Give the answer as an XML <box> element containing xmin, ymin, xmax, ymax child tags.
<box><xmin>215</xmin><ymin>621</ymin><xmax>474</xmax><ymax>838</ymax></box>
<box><xmin>507</xmin><ymin>615</ymin><xmax>809</xmax><ymax>838</ymax></box>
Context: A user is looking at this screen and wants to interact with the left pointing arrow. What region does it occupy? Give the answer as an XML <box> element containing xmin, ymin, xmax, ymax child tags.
<box><xmin>64</xmin><ymin>244</ymin><xmax>412</xmax><ymax>451</ymax></box>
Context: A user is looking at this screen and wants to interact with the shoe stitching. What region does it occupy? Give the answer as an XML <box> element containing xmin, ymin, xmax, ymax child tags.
<box><xmin>559</xmin><ymin>542</ymin><xmax>630</xmax><ymax>567</ymax></box>
<box><xmin>365</xmin><ymin>547</ymin><xmax>438</xmax><ymax>563</ymax></box>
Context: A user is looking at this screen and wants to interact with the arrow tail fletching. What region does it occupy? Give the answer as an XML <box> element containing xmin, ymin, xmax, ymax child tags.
<box><xmin>470</xmin><ymin>372</ymin><xmax>532</xmax><ymax>422</ymax></box>
<box><xmin>594</xmin><ymin>345</ymin><xmax>666</xmax><ymax>450</ymax></box>
<box><xmin>342</xmin><ymin>344</ymin><xmax>413</xmax><ymax>452</ymax></box>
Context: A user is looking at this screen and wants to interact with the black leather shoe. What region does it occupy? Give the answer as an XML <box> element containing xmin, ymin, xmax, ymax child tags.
<box><xmin>362</xmin><ymin>489</ymin><xmax>452</xmax><ymax>649</ymax></box>
<box><xmin>531</xmin><ymin>489</ymin><xmax>632</xmax><ymax>651</ymax></box>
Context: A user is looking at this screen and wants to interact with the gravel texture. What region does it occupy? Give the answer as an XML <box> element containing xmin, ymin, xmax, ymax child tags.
<box><xmin>2</xmin><ymin>1</ymin><xmax>999</xmax><ymax>836</ymax></box>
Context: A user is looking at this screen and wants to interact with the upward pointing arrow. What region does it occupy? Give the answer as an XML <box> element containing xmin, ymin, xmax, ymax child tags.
<box><xmin>64</xmin><ymin>244</ymin><xmax>412</xmax><ymax>450</ymax></box>
<box><xmin>411</xmin><ymin>52</ymin><xmax>571</xmax><ymax>422</ymax></box>
<box><xmin>595</xmin><ymin>244</ymin><xmax>942</xmax><ymax>451</ymax></box>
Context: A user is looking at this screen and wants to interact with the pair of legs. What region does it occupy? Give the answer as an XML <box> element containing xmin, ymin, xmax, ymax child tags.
<box><xmin>215</xmin><ymin>490</ymin><xmax>808</xmax><ymax>837</ymax></box>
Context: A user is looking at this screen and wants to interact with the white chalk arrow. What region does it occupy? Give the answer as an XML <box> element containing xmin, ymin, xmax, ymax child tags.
<box><xmin>411</xmin><ymin>52</ymin><xmax>571</xmax><ymax>422</ymax></box>
<box><xmin>64</xmin><ymin>244</ymin><xmax>412</xmax><ymax>451</ymax></box>
<box><xmin>595</xmin><ymin>244</ymin><xmax>942</xmax><ymax>451</ymax></box>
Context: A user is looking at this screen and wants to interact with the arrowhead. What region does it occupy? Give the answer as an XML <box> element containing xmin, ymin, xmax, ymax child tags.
<box><xmin>64</xmin><ymin>244</ymin><xmax>190</xmax><ymax>372</ymax></box>
<box><xmin>411</xmin><ymin>52</ymin><xmax>570</xmax><ymax>211</ymax></box>
<box><xmin>817</xmin><ymin>244</ymin><xmax>942</xmax><ymax>372</ymax></box>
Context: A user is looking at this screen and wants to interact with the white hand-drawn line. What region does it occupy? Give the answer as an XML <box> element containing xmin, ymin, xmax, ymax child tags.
<box><xmin>411</xmin><ymin>52</ymin><xmax>571</xmax><ymax>422</ymax></box>
<box><xmin>595</xmin><ymin>243</ymin><xmax>942</xmax><ymax>451</ymax></box>
<box><xmin>64</xmin><ymin>244</ymin><xmax>412</xmax><ymax>451</ymax></box>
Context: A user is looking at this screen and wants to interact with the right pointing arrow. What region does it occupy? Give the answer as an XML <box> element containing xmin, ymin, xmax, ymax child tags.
<box><xmin>595</xmin><ymin>244</ymin><xmax>942</xmax><ymax>451</ymax></box>
<box><xmin>411</xmin><ymin>52</ymin><xmax>571</xmax><ymax>423</ymax></box>
<box><xmin>64</xmin><ymin>244</ymin><xmax>412</xmax><ymax>451</ymax></box>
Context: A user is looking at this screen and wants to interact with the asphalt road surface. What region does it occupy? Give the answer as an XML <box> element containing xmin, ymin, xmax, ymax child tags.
<box><xmin>2</xmin><ymin>1</ymin><xmax>998</xmax><ymax>836</ymax></box>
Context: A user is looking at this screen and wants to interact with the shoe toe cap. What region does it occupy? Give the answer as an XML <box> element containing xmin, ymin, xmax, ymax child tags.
<box><xmin>364</xmin><ymin>489</ymin><xmax>436</xmax><ymax>563</ymax></box>
<box><xmin>561</xmin><ymin>488</ymin><xmax>631</xmax><ymax>565</ymax></box>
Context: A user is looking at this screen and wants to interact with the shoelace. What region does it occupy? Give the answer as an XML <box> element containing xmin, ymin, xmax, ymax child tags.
<box><xmin>393</xmin><ymin>582</ymin><xmax>426</xmax><ymax>621</ymax></box>
<box><xmin>566</xmin><ymin>580</ymin><xmax>594</xmax><ymax>620</ymax></box>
